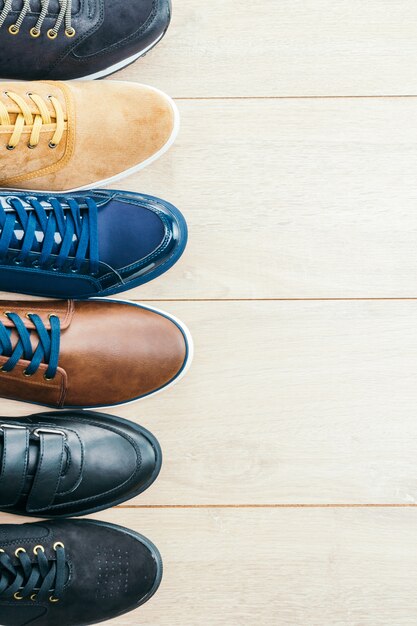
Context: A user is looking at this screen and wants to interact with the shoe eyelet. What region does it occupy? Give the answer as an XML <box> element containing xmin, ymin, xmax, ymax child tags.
<box><xmin>27</xmin><ymin>143</ymin><xmax>37</xmax><ymax>149</ymax></box>
<box><xmin>30</xmin><ymin>594</ymin><xmax>37</xmax><ymax>602</ymax></box>
<box><xmin>49</xmin><ymin>596</ymin><xmax>59</xmax><ymax>603</ymax></box>
<box><xmin>6</xmin><ymin>144</ymin><xmax>15</xmax><ymax>151</ymax></box>
<box><xmin>44</xmin><ymin>374</ymin><xmax>54</xmax><ymax>381</ymax></box>
<box><xmin>23</xmin><ymin>370</ymin><xmax>33</xmax><ymax>377</ymax></box>
<box><xmin>8</xmin><ymin>24</ymin><xmax>19</xmax><ymax>35</ymax></box>
<box><xmin>14</xmin><ymin>592</ymin><xmax>23</xmax><ymax>600</ymax></box>
<box><xmin>47</xmin><ymin>29</ymin><xmax>58</xmax><ymax>40</ymax></box>
<box><xmin>14</xmin><ymin>259</ymin><xmax>22</xmax><ymax>265</ymax></box>
<box><xmin>30</xmin><ymin>27</ymin><xmax>40</xmax><ymax>38</ymax></box>
<box><xmin>65</xmin><ymin>27</ymin><xmax>75</xmax><ymax>38</ymax></box>
<box><xmin>51</xmin><ymin>265</ymin><xmax>59</xmax><ymax>272</ymax></box>
<box><xmin>15</xmin><ymin>547</ymin><xmax>26</xmax><ymax>557</ymax></box>
<box><xmin>48</xmin><ymin>142</ymin><xmax>57</xmax><ymax>149</ymax></box>
<box><xmin>70</xmin><ymin>267</ymin><xmax>78</xmax><ymax>273</ymax></box>
<box><xmin>32</xmin><ymin>260</ymin><xmax>40</xmax><ymax>268</ymax></box>
<box><xmin>53</xmin><ymin>542</ymin><xmax>64</xmax><ymax>551</ymax></box>
<box><xmin>33</xmin><ymin>545</ymin><xmax>44</xmax><ymax>555</ymax></box>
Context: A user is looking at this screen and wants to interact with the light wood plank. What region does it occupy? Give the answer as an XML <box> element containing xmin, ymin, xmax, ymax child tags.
<box><xmin>114</xmin><ymin>0</ymin><xmax>417</xmax><ymax>97</ymax></box>
<box><xmin>3</xmin><ymin>300</ymin><xmax>417</xmax><ymax>505</ymax></box>
<box><xmin>6</xmin><ymin>98</ymin><xmax>417</xmax><ymax>299</ymax></box>
<box><xmin>109</xmin><ymin>97</ymin><xmax>417</xmax><ymax>299</ymax></box>
<box><xmin>2</xmin><ymin>508</ymin><xmax>416</xmax><ymax>625</ymax></box>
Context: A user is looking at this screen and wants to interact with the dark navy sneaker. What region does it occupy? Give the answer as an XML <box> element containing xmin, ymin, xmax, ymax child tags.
<box><xmin>0</xmin><ymin>190</ymin><xmax>187</xmax><ymax>298</ymax></box>
<box><xmin>0</xmin><ymin>0</ymin><xmax>171</xmax><ymax>80</ymax></box>
<box><xmin>0</xmin><ymin>519</ymin><xmax>162</xmax><ymax>625</ymax></box>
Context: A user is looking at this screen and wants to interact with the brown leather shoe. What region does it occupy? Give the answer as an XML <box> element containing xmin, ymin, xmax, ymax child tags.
<box><xmin>0</xmin><ymin>299</ymin><xmax>192</xmax><ymax>408</ymax></box>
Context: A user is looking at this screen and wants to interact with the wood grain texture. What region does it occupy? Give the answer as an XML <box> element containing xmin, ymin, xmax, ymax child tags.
<box><xmin>104</xmin><ymin>96</ymin><xmax>417</xmax><ymax>300</ymax></box>
<box><xmin>2</xmin><ymin>300</ymin><xmax>417</xmax><ymax>505</ymax></box>
<box><xmin>114</xmin><ymin>0</ymin><xmax>417</xmax><ymax>98</ymax></box>
<box><xmin>3</xmin><ymin>508</ymin><xmax>417</xmax><ymax>626</ymax></box>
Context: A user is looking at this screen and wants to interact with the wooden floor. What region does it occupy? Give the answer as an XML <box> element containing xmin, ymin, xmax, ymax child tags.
<box><xmin>4</xmin><ymin>1</ymin><xmax>417</xmax><ymax>624</ymax></box>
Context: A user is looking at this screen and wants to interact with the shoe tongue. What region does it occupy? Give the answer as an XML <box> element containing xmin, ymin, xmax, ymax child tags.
<box><xmin>11</xmin><ymin>0</ymin><xmax>81</xmax><ymax>16</ymax></box>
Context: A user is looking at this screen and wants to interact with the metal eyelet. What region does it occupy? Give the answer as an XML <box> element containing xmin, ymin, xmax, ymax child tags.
<box><xmin>27</xmin><ymin>143</ymin><xmax>37</xmax><ymax>149</ymax></box>
<box><xmin>53</xmin><ymin>542</ymin><xmax>64</xmax><ymax>551</ymax></box>
<box><xmin>65</xmin><ymin>27</ymin><xmax>75</xmax><ymax>38</ymax></box>
<box><xmin>43</xmin><ymin>374</ymin><xmax>54</xmax><ymax>381</ymax></box>
<box><xmin>33</xmin><ymin>545</ymin><xmax>44</xmax><ymax>555</ymax></box>
<box><xmin>15</xmin><ymin>547</ymin><xmax>26</xmax><ymax>557</ymax></box>
<box><xmin>23</xmin><ymin>370</ymin><xmax>33</xmax><ymax>377</ymax></box>
<box><xmin>6</xmin><ymin>145</ymin><xmax>15</xmax><ymax>151</ymax></box>
<box><xmin>48</xmin><ymin>142</ymin><xmax>57</xmax><ymax>149</ymax></box>
<box><xmin>30</xmin><ymin>27</ymin><xmax>40</xmax><ymax>38</ymax></box>
<box><xmin>30</xmin><ymin>594</ymin><xmax>37</xmax><ymax>601</ymax></box>
<box><xmin>49</xmin><ymin>596</ymin><xmax>59</xmax><ymax>603</ymax></box>
<box><xmin>47</xmin><ymin>29</ymin><xmax>57</xmax><ymax>40</ymax></box>
<box><xmin>8</xmin><ymin>24</ymin><xmax>19</xmax><ymax>35</ymax></box>
<box><xmin>14</xmin><ymin>592</ymin><xmax>23</xmax><ymax>600</ymax></box>
<box><xmin>32</xmin><ymin>260</ymin><xmax>40</xmax><ymax>268</ymax></box>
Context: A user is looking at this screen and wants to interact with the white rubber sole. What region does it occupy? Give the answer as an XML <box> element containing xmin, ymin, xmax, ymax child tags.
<box><xmin>78</xmin><ymin>32</ymin><xmax>166</xmax><ymax>80</ymax></box>
<box><xmin>85</xmin><ymin>297</ymin><xmax>194</xmax><ymax>410</ymax></box>
<box><xmin>2</xmin><ymin>84</ymin><xmax>180</xmax><ymax>194</ymax></box>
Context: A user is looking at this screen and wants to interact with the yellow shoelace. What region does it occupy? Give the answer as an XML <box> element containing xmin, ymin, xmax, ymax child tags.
<box><xmin>0</xmin><ymin>0</ymin><xmax>75</xmax><ymax>39</ymax></box>
<box><xmin>0</xmin><ymin>91</ymin><xmax>66</xmax><ymax>150</ymax></box>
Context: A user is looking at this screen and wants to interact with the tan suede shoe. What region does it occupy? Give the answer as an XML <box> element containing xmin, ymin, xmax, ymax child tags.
<box><xmin>0</xmin><ymin>299</ymin><xmax>193</xmax><ymax>408</ymax></box>
<box><xmin>0</xmin><ymin>81</ymin><xmax>179</xmax><ymax>192</ymax></box>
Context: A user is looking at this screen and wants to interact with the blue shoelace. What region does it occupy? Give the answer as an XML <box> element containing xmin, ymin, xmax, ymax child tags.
<box><xmin>0</xmin><ymin>312</ymin><xmax>60</xmax><ymax>379</ymax></box>
<box><xmin>0</xmin><ymin>542</ymin><xmax>66</xmax><ymax>602</ymax></box>
<box><xmin>0</xmin><ymin>196</ymin><xmax>99</xmax><ymax>275</ymax></box>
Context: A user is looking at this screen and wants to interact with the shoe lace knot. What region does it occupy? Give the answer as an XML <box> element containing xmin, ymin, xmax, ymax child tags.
<box><xmin>0</xmin><ymin>195</ymin><xmax>99</xmax><ymax>275</ymax></box>
<box><xmin>0</xmin><ymin>90</ymin><xmax>66</xmax><ymax>150</ymax></box>
<box><xmin>0</xmin><ymin>310</ymin><xmax>61</xmax><ymax>379</ymax></box>
<box><xmin>0</xmin><ymin>541</ymin><xmax>66</xmax><ymax>602</ymax></box>
<box><xmin>0</xmin><ymin>0</ymin><xmax>75</xmax><ymax>38</ymax></box>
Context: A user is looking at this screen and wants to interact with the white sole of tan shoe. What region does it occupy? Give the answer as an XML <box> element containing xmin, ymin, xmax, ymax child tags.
<box><xmin>2</xmin><ymin>84</ymin><xmax>180</xmax><ymax>194</ymax></box>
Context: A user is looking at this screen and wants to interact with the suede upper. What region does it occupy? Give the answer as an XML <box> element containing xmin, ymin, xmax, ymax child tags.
<box><xmin>0</xmin><ymin>0</ymin><xmax>171</xmax><ymax>80</ymax></box>
<box><xmin>0</xmin><ymin>520</ymin><xmax>162</xmax><ymax>626</ymax></box>
<box><xmin>0</xmin><ymin>80</ymin><xmax>176</xmax><ymax>192</ymax></box>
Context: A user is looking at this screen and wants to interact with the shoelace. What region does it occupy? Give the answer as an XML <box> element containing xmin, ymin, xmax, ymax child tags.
<box><xmin>0</xmin><ymin>195</ymin><xmax>99</xmax><ymax>274</ymax></box>
<box><xmin>0</xmin><ymin>91</ymin><xmax>66</xmax><ymax>150</ymax></box>
<box><xmin>0</xmin><ymin>311</ymin><xmax>60</xmax><ymax>379</ymax></box>
<box><xmin>0</xmin><ymin>0</ymin><xmax>75</xmax><ymax>39</ymax></box>
<box><xmin>0</xmin><ymin>542</ymin><xmax>66</xmax><ymax>602</ymax></box>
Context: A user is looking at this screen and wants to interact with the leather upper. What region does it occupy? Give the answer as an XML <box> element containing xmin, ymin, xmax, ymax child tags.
<box><xmin>0</xmin><ymin>519</ymin><xmax>162</xmax><ymax>626</ymax></box>
<box><xmin>0</xmin><ymin>298</ymin><xmax>189</xmax><ymax>408</ymax></box>
<box><xmin>0</xmin><ymin>410</ymin><xmax>161</xmax><ymax>517</ymax></box>
<box><xmin>0</xmin><ymin>190</ymin><xmax>188</xmax><ymax>299</ymax></box>
<box><xmin>0</xmin><ymin>0</ymin><xmax>171</xmax><ymax>80</ymax></box>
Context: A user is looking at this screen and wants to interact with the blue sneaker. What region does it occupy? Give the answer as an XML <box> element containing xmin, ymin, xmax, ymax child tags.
<box><xmin>0</xmin><ymin>190</ymin><xmax>187</xmax><ymax>298</ymax></box>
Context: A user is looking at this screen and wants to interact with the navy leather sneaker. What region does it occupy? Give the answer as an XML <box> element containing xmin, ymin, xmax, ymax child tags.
<box><xmin>0</xmin><ymin>190</ymin><xmax>187</xmax><ymax>298</ymax></box>
<box><xmin>0</xmin><ymin>0</ymin><xmax>171</xmax><ymax>80</ymax></box>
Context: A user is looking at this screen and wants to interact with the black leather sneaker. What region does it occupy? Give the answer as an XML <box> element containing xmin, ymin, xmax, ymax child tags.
<box><xmin>0</xmin><ymin>0</ymin><xmax>171</xmax><ymax>80</ymax></box>
<box><xmin>0</xmin><ymin>519</ymin><xmax>162</xmax><ymax>625</ymax></box>
<box><xmin>0</xmin><ymin>410</ymin><xmax>162</xmax><ymax>518</ymax></box>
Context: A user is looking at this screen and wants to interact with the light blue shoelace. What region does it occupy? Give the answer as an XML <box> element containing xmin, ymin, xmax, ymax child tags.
<box><xmin>0</xmin><ymin>195</ymin><xmax>99</xmax><ymax>275</ymax></box>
